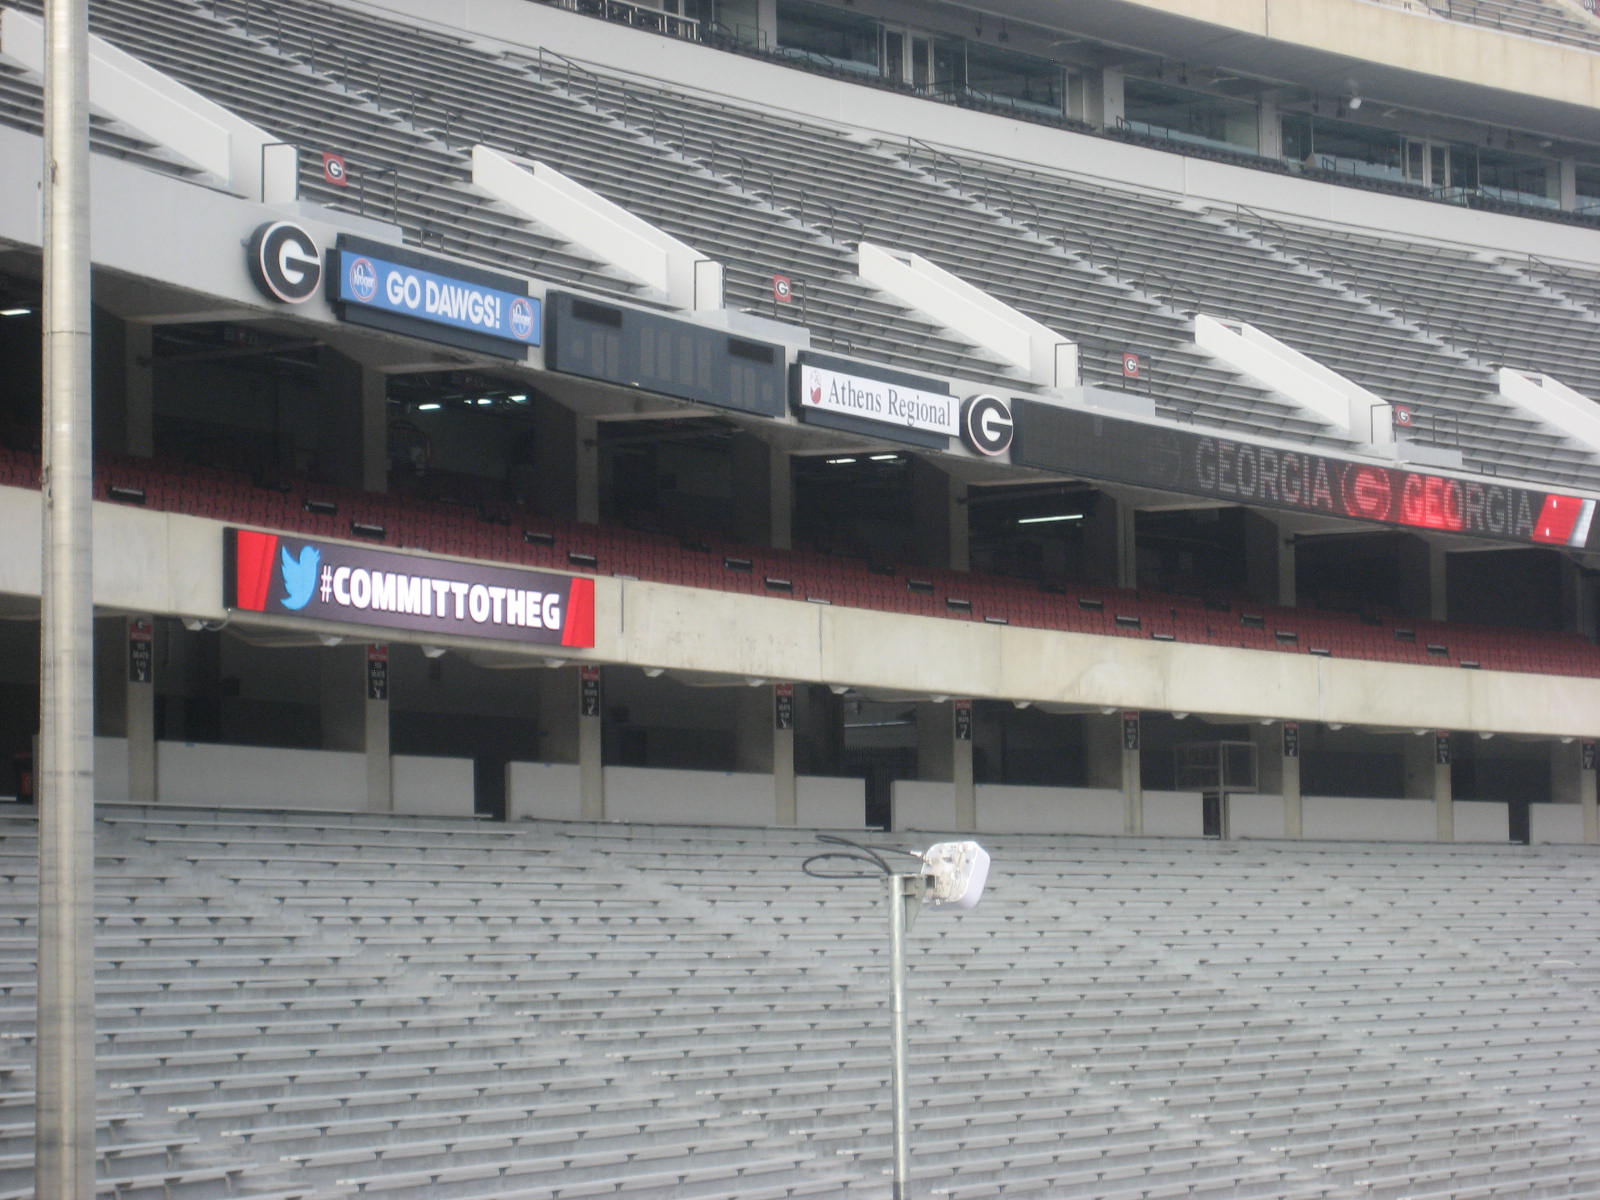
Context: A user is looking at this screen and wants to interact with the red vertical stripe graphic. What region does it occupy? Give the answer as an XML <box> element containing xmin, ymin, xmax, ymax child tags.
<box><xmin>1531</xmin><ymin>495</ymin><xmax>1594</xmax><ymax>547</ymax></box>
<box><xmin>232</xmin><ymin>530</ymin><xmax>280</xmax><ymax>611</ymax></box>
<box><xmin>561</xmin><ymin>577</ymin><xmax>596</xmax><ymax>648</ymax></box>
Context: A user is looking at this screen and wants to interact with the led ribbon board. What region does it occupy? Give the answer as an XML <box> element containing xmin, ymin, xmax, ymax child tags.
<box><xmin>1013</xmin><ymin>401</ymin><xmax>1597</xmax><ymax>549</ymax></box>
<box><xmin>328</xmin><ymin>235</ymin><xmax>540</xmax><ymax>358</ymax></box>
<box><xmin>544</xmin><ymin>292</ymin><xmax>786</xmax><ymax>417</ymax></box>
<box><xmin>224</xmin><ymin>529</ymin><xmax>596</xmax><ymax>647</ymax></box>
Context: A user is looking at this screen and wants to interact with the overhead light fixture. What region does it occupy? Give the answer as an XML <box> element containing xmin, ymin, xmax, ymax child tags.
<box><xmin>869</xmin><ymin>453</ymin><xmax>899</xmax><ymax>462</ymax></box>
<box><xmin>1347</xmin><ymin>95</ymin><xmax>1362</xmax><ymax>110</ymax></box>
<box><xmin>1017</xmin><ymin>513</ymin><xmax>1085</xmax><ymax>525</ymax></box>
<box><xmin>826</xmin><ymin>457</ymin><xmax>858</xmax><ymax>465</ymax></box>
<box><xmin>643</xmin><ymin>667</ymin><xmax>665</xmax><ymax>677</ymax></box>
<box><xmin>417</xmin><ymin>402</ymin><xmax>442</xmax><ymax>411</ymax></box>
<box><xmin>508</xmin><ymin>393</ymin><xmax>529</xmax><ymax>403</ymax></box>
<box><xmin>475</xmin><ymin>397</ymin><xmax>493</xmax><ymax>406</ymax></box>
<box><xmin>421</xmin><ymin>645</ymin><xmax>447</xmax><ymax>659</ymax></box>
<box><xmin>0</xmin><ymin>306</ymin><xmax>32</xmax><ymax>317</ymax></box>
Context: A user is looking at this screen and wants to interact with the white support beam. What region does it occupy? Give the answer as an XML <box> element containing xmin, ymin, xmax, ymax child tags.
<box><xmin>858</xmin><ymin>242</ymin><xmax>1078</xmax><ymax>388</ymax></box>
<box><xmin>1499</xmin><ymin>369</ymin><xmax>1600</xmax><ymax>457</ymax></box>
<box><xmin>472</xmin><ymin>145</ymin><xmax>722</xmax><ymax>311</ymax></box>
<box><xmin>1195</xmin><ymin>314</ymin><xmax>1395</xmax><ymax>446</ymax></box>
<box><xmin>0</xmin><ymin>6</ymin><xmax>294</xmax><ymax>200</ymax></box>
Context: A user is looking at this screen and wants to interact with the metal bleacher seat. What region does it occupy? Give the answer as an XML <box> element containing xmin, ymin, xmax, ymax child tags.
<box><xmin>13</xmin><ymin>808</ymin><xmax>1600</xmax><ymax>1197</ymax></box>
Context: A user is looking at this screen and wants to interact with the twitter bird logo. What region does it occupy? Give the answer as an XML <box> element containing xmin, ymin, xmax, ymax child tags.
<box><xmin>280</xmin><ymin>544</ymin><xmax>321</xmax><ymax>611</ymax></box>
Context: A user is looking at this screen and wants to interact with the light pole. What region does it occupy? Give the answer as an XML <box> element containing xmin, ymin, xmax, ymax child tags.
<box><xmin>803</xmin><ymin>835</ymin><xmax>990</xmax><ymax>1199</ymax></box>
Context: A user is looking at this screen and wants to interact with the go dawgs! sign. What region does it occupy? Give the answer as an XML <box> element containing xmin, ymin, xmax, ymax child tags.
<box><xmin>224</xmin><ymin>529</ymin><xmax>596</xmax><ymax>648</ymax></box>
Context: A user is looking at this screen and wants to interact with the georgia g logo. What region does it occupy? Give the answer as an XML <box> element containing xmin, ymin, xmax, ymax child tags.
<box><xmin>247</xmin><ymin>221</ymin><xmax>322</xmax><ymax>304</ymax></box>
<box><xmin>961</xmin><ymin>393</ymin><xmax>1014</xmax><ymax>457</ymax></box>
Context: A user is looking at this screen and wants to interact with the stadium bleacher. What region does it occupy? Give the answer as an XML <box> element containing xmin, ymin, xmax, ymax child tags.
<box><xmin>4</xmin><ymin>0</ymin><xmax>1600</xmax><ymax>1194</ymax></box>
<box><xmin>8</xmin><ymin>807</ymin><xmax>1600</xmax><ymax>1196</ymax></box>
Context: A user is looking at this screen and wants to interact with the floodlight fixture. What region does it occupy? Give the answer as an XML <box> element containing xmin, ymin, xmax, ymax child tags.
<box><xmin>803</xmin><ymin>834</ymin><xmax>990</xmax><ymax>1197</ymax></box>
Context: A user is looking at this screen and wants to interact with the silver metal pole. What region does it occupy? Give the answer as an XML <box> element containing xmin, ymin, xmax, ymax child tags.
<box><xmin>36</xmin><ymin>0</ymin><xmax>97</xmax><ymax>1193</ymax></box>
<box><xmin>887</xmin><ymin>872</ymin><xmax>912</xmax><ymax>1200</ymax></box>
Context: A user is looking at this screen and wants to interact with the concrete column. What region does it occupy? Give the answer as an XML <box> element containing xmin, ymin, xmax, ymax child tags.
<box><xmin>317</xmin><ymin>643</ymin><xmax>390</xmax><ymax>812</ymax></box>
<box><xmin>1428</xmin><ymin>545</ymin><xmax>1448</xmax><ymax>622</ymax></box>
<box><xmin>1087</xmin><ymin>67</ymin><xmax>1125</xmax><ymax>129</ymax></box>
<box><xmin>528</xmin><ymin>397</ymin><xmax>580</xmax><ymax>519</ymax></box>
<box><xmin>319</xmin><ymin>644</ymin><xmax>365</xmax><ymax>752</ymax></box>
<box><xmin>770</xmin><ymin>450</ymin><xmax>792</xmax><ymax>552</ymax></box>
<box><xmin>1085</xmin><ymin>713</ymin><xmax>1122</xmax><ymax>789</ymax></box>
<box><xmin>1432</xmin><ymin>733</ymin><xmax>1454</xmax><ymax>842</ymax></box>
<box><xmin>1554</xmin><ymin>739</ymin><xmax>1598</xmax><ymax>842</ymax></box>
<box><xmin>730</xmin><ymin>435</ymin><xmax>792</xmax><ymax>551</ymax></box>
<box><xmin>1085</xmin><ymin>494</ymin><xmax>1136</xmax><ymax>589</ymax></box>
<box><xmin>575</xmin><ymin>416</ymin><xmax>601</xmax><ymax>525</ymax></box>
<box><xmin>1282</xmin><ymin>731</ymin><xmax>1303</xmax><ymax>839</ymax></box>
<box><xmin>1585</xmin><ymin>742</ymin><xmax>1600</xmax><ymax>845</ymax></box>
<box><xmin>916</xmin><ymin>702</ymin><xmax>954</xmax><ymax>782</ymax></box>
<box><xmin>359</xmin><ymin>367</ymin><xmax>387</xmax><ymax>493</ymax></box>
<box><xmin>535</xmin><ymin>668</ymin><xmax>578</xmax><ymax>763</ymax></box>
<box><xmin>363</xmin><ymin>646</ymin><xmax>391</xmax><ymax>813</ymax></box>
<box><xmin>1558</xmin><ymin>158</ymin><xmax>1578</xmax><ymax>211</ymax></box>
<box><xmin>123</xmin><ymin>321</ymin><xmax>153</xmax><ymax>457</ymax></box>
<box><xmin>1396</xmin><ymin>536</ymin><xmax>1447</xmax><ymax>621</ymax></box>
<box><xmin>1244</xmin><ymin>513</ymin><xmax>1284</xmax><ymax>606</ymax></box>
<box><xmin>735</xmin><ymin>684</ymin><xmax>795</xmax><ymax>825</ymax></box>
<box><xmin>1258</xmin><ymin>97</ymin><xmax>1283</xmax><ymax>160</ymax></box>
<box><xmin>315</xmin><ymin>348</ymin><xmax>381</xmax><ymax>490</ymax></box>
<box><xmin>574</xmin><ymin>667</ymin><xmax>605</xmax><ymax>820</ymax></box>
<box><xmin>1559</xmin><ymin>558</ymin><xmax>1595</xmax><ymax>639</ymax></box>
<box><xmin>775</xmin><ymin>686</ymin><xmax>797</xmax><ymax>826</ymax></box>
<box><xmin>953</xmin><ymin>701</ymin><xmax>975</xmax><ymax>833</ymax></box>
<box><xmin>125</xmin><ymin>618</ymin><xmax>156</xmax><ymax>804</ymax></box>
<box><xmin>1552</xmin><ymin>739</ymin><xmax>1584</xmax><ymax>805</ymax></box>
<box><xmin>1403</xmin><ymin>732</ymin><xmax>1436</xmax><ymax>800</ymax></box>
<box><xmin>1250</xmin><ymin>722</ymin><xmax>1291</xmax><ymax>838</ymax></box>
<box><xmin>1123</xmin><ymin>731</ymin><xmax>1143</xmax><ymax>837</ymax></box>
<box><xmin>910</xmin><ymin>459</ymin><xmax>966</xmax><ymax>570</ymax></box>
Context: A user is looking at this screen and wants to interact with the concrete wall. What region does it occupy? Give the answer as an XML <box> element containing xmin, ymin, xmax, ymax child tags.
<box><xmin>976</xmin><ymin>783</ymin><xmax>1123</xmax><ymax>835</ymax></box>
<box><xmin>1303</xmin><ymin>795</ymin><xmax>1438</xmax><ymax>841</ymax></box>
<box><xmin>893</xmin><ymin>781</ymin><xmax>957</xmax><ymax>832</ymax></box>
<box><xmin>507</xmin><ymin>761</ymin><xmax>582</xmax><ymax>822</ymax></box>
<box><xmin>1454</xmin><ymin>799</ymin><xmax>1511</xmax><ymax>843</ymax></box>
<box><xmin>1532</xmin><ymin>802</ymin><xmax>1585</xmax><ymax>844</ymax></box>
<box><xmin>156</xmin><ymin>741</ymin><xmax>366</xmax><ymax>809</ymax></box>
<box><xmin>797</xmin><ymin>776</ymin><xmax>867</xmax><ymax>828</ymax></box>
<box><xmin>392</xmin><ymin>755</ymin><xmax>475</xmax><ymax>817</ymax></box>
<box><xmin>1231</xmin><ymin>792</ymin><xmax>1286</xmax><ymax>840</ymax></box>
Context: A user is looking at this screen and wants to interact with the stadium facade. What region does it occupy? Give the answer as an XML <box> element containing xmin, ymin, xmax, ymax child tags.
<box><xmin>0</xmin><ymin>0</ymin><xmax>1598</xmax><ymax>843</ymax></box>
